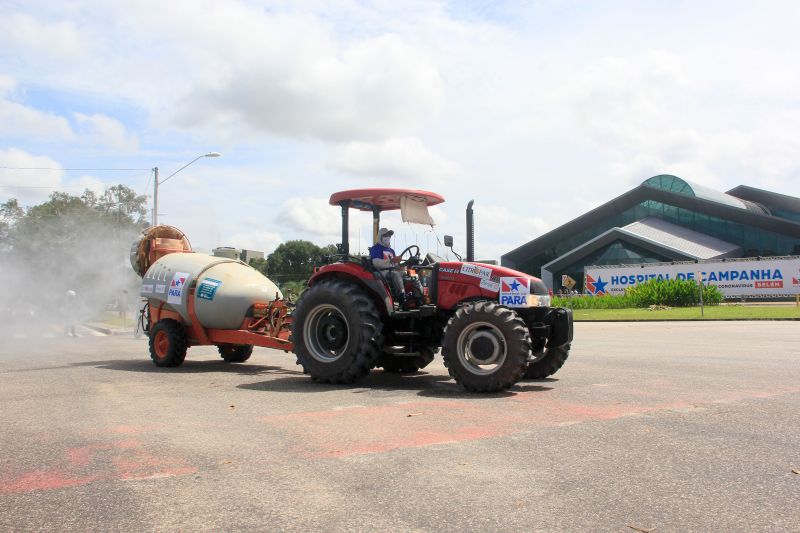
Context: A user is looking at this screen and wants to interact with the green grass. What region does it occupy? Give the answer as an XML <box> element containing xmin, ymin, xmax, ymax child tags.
<box><xmin>571</xmin><ymin>305</ymin><xmax>800</xmax><ymax>321</ymax></box>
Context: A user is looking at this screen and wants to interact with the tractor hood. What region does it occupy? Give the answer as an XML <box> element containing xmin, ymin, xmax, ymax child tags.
<box><xmin>438</xmin><ymin>262</ymin><xmax>550</xmax><ymax>297</ymax></box>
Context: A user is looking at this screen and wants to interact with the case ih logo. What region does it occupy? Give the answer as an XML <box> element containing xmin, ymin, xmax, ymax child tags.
<box><xmin>586</xmin><ymin>274</ymin><xmax>608</xmax><ymax>295</ymax></box>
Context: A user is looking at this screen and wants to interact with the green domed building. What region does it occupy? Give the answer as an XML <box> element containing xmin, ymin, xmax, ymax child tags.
<box><xmin>501</xmin><ymin>175</ymin><xmax>800</xmax><ymax>291</ymax></box>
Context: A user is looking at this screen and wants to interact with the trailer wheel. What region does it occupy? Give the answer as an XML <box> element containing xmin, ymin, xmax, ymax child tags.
<box><xmin>523</xmin><ymin>345</ymin><xmax>570</xmax><ymax>379</ymax></box>
<box><xmin>149</xmin><ymin>319</ymin><xmax>187</xmax><ymax>367</ymax></box>
<box><xmin>292</xmin><ymin>279</ymin><xmax>383</xmax><ymax>384</ymax></box>
<box><xmin>378</xmin><ymin>346</ymin><xmax>436</xmax><ymax>374</ymax></box>
<box><xmin>218</xmin><ymin>344</ymin><xmax>253</xmax><ymax>363</ymax></box>
<box><xmin>441</xmin><ymin>301</ymin><xmax>529</xmax><ymax>392</ymax></box>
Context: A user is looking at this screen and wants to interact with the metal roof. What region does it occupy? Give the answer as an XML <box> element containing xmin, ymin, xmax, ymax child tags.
<box><xmin>621</xmin><ymin>217</ymin><xmax>740</xmax><ymax>259</ymax></box>
<box><xmin>502</xmin><ymin>177</ymin><xmax>800</xmax><ymax>268</ymax></box>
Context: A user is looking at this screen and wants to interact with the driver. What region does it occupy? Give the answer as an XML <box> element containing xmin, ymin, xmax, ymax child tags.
<box><xmin>370</xmin><ymin>228</ymin><xmax>405</xmax><ymax>304</ymax></box>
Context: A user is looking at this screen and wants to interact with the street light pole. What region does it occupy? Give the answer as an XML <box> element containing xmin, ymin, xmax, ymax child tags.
<box><xmin>152</xmin><ymin>152</ymin><xmax>220</xmax><ymax>226</ymax></box>
<box><xmin>152</xmin><ymin>166</ymin><xmax>159</xmax><ymax>227</ymax></box>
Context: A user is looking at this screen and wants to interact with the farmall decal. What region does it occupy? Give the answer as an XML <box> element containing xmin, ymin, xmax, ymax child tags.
<box><xmin>168</xmin><ymin>272</ymin><xmax>190</xmax><ymax>304</ymax></box>
<box><xmin>500</xmin><ymin>277</ymin><xmax>530</xmax><ymax>307</ymax></box>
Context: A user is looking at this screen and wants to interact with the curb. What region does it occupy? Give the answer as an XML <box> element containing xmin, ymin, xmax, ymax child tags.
<box><xmin>82</xmin><ymin>323</ymin><xmax>136</xmax><ymax>336</ymax></box>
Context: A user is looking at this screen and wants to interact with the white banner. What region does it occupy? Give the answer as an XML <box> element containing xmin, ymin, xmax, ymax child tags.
<box><xmin>584</xmin><ymin>257</ymin><xmax>800</xmax><ymax>298</ymax></box>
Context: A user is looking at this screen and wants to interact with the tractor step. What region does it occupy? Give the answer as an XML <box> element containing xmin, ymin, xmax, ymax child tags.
<box><xmin>391</xmin><ymin>305</ymin><xmax>437</xmax><ymax>318</ymax></box>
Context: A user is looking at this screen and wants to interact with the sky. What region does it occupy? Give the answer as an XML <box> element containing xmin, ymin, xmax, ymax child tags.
<box><xmin>1</xmin><ymin>0</ymin><xmax>799</xmax><ymax>262</ymax></box>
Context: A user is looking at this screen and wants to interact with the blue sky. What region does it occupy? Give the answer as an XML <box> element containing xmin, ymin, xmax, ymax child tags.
<box><xmin>1</xmin><ymin>0</ymin><xmax>798</xmax><ymax>259</ymax></box>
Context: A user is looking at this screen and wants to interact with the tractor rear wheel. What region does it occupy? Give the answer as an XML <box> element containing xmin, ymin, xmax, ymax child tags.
<box><xmin>218</xmin><ymin>344</ymin><xmax>254</xmax><ymax>363</ymax></box>
<box><xmin>441</xmin><ymin>301</ymin><xmax>529</xmax><ymax>392</ymax></box>
<box><xmin>378</xmin><ymin>346</ymin><xmax>436</xmax><ymax>373</ymax></box>
<box><xmin>149</xmin><ymin>319</ymin><xmax>188</xmax><ymax>367</ymax></box>
<box><xmin>523</xmin><ymin>345</ymin><xmax>570</xmax><ymax>379</ymax></box>
<box><xmin>292</xmin><ymin>279</ymin><xmax>384</xmax><ymax>384</ymax></box>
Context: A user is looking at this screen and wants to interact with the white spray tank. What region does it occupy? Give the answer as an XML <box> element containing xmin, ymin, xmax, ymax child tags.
<box><xmin>131</xmin><ymin>226</ymin><xmax>282</xmax><ymax>330</ymax></box>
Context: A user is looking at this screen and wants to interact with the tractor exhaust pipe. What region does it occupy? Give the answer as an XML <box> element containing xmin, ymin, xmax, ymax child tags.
<box><xmin>466</xmin><ymin>200</ymin><xmax>474</xmax><ymax>262</ymax></box>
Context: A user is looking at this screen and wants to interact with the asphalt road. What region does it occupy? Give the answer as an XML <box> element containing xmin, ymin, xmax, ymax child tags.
<box><xmin>1</xmin><ymin>321</ymin><xmax>799</xmax><ymax>532</ymax></box>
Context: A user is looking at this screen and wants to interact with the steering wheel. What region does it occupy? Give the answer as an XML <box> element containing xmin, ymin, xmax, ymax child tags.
<box><xmin>397</xmin><ymin>245</ymin><xmax>421</xmax><ymax>266</ymax></box>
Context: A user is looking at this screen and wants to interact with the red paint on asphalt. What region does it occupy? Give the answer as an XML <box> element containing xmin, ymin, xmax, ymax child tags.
<box><xmin>0</xmin><ymin>433</ymin><xmax>196</xmax><ymax>494</ymax></box>
<box><xmin>258</xmin><ymin>386</ymin><xmax>800</xmax><ymax>458</ymax></box>
<box><xmin>0</xmin><ymin>471</ymin><xmax>99</xmax><ymax>493</ymax></box>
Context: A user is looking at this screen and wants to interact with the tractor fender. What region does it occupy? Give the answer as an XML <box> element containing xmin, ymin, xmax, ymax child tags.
<box><xmin>309</xmin><ymin>267</ymin><xmax>393</xmax><ymax>316</ymax></box>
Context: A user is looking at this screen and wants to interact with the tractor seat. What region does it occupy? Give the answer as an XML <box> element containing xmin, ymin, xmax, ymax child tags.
<box><xmin>360</xmin><ymin>256</ymin><xmax>378</xmax><ymax>273</ymax></box>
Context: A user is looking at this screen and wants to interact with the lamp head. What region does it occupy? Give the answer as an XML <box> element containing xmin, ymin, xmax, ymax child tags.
<box><xmin>204</xmin><ymin>152</ymin><xmax>221</xmax><ymax>158</ymax></box>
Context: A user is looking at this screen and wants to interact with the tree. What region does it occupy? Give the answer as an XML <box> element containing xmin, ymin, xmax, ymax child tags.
<box><xmin>0</xmin><ymin>199</ymin><xmax>24</xmax><ymax>250</ymax></box>
<box><xmin>258</xmin><ymin>240</ymin><xmax>337</xmax><ymax>284</ymax></box>
<box><xmin>0</xmin><ymin>184</ymin><xmax>148</xmax><ymax>326</ymax></box>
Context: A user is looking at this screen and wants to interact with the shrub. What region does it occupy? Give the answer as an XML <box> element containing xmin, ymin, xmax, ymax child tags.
<box><xmin>553</xmin><ymin>278</ymin><xmax>722</xmax><ymax>309</ymax></box>
<box><xmin>625</xmin><ymin>278</ymin><xmax>722</xmax><ymax>307</ymax></box>
<box><xmin>553</xmin><ymin>294</ymin><xmax>635</xmax><ymax>309</ymax></box>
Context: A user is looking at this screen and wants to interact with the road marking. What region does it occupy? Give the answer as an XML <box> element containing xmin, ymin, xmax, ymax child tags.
<box><xmin>0</xmin><ymin>432</ymin><xmax>196</xmax><ymax>494</ymax></box>
<box><xmin>257</xmin><ymin>386</ymin><xmax>800</xmax><ymax>459</ymax></box>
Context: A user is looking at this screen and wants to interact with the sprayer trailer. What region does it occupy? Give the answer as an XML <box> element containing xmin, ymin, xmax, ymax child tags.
<box><xmin>131</xmin><ymin>189</ymin><xmax>574</xmax><ymax>392</ymax></box>
<box><xmin>131</xmin><ymin>226</ymin><xmax>292</xmax><ymax>367</ymax></box>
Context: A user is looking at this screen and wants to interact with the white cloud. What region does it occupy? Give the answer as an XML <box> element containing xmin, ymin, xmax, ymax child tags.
<box><xmin>170</xmin><ymin>20</ymin><xmax>444</xmax><ymax>142</ymax></box>
<box><xmin>275</xmin><ymin>196</ymin><xmax>341</xmax><ymax>239</ymax></box>
<box><xmin>0</xmin><ymin>148</ymin><xmax>63</xmax><ymax>205</ymax></box>
<box><xmin>0</xmin><ymin>81</ymin><xmax>74</xmax><ymax>141</ymax></box>
<box><xmin>73</xmin><ymin>113</ymin><xmax>139</xmax><ymax>152</ymax></box>
<box><xmin>328</xmin><ymin>137</ymin><xmax>458</xmax><ymax>182</ymax></box>
<box><xmin>0</xmin><ymin>13</ymin><xmax>85</xmax><ymax>61</ymax></box>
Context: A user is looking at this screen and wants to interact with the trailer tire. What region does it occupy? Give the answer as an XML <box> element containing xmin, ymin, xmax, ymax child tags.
<box><xmin>378</xmin><ymin>346</ymin><xmax>436</xmax><ymax>373</ymax></box>
<box><xmin>523</xmin><ymin>345</ymin><xmax>570</xmax><ymax>379</ymax></box>
<box><xmin>149</xmin><ymin>319</ymin><xmax>187</xmax><ymax>367</ymax></box>
<box><xmin>218</xmin><ymin>344</ymin><xmax>253</xmax><ymax>363</ymax></box>
<box><xmin>292</xmin><ymin>279</ymin><xmax>383</xmax><ymax>384</ymax></box>
<box><xmin>442</xmin><ymin>301</ymin><xmax>529</xmax><ymax>392</ymax></box>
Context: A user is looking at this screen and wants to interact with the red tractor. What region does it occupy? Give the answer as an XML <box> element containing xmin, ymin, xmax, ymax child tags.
<box><xmin>291</xmin><ymin>188</ymin><xmax>573</xmax><ymax>392</ymax></box>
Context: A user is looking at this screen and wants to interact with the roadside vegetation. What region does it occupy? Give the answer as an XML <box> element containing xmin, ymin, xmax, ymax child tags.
<box><xmin>553</xmin><ymin>278</ymin><xmax>798</xmax><ymax>320</ymax></box>
<box><xmin>554</xmin><ymin>278</ymin><xmax>722</xmax><ymax>309</ymax></box>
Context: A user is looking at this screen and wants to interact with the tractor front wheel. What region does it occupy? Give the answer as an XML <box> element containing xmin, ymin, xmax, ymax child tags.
<box><xmin>218</xmin><ymin>344</ymin><xmax>254</xmax><ymax>363</ymax></box>
<box><xmin>523</xmin><ymin>345</ymin><xmax>570</xmax><ymax>379</ymax></box>
<box><xmin>291</xmin><ymin>279</ymin><xmax>384</xmax><ymax>384</ymax></box>
<box><xmin>149</xmin><ymin>319</ymin><xmax>188</xmax><ymax>367</ymax></box>
<box><xmin>441</xmin><ymin>301</ymin><xmax>529</xmax><ymax>392</ymax></box>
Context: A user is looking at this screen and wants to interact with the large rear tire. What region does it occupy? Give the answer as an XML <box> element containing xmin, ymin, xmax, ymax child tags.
<box><xmin>149</xmin><ymin>319</ymin><xmax>187</xmax><ymax>367</ymax></box>
<box><xmin>523</xmin><ymin>345</ymin><xmax>570</xmax><ymax>379</ymax></box>
<box><xmin>378</xmin><ymin>346</ymin><xmax>436</xmax><ymax>374</ymax></box>
<box><xmin>291</xmin><ymin>279</ymin><xmax>384</xmax><ymax>384</ymax></box>
<box><xmin>441</xmin><ymin>301</ymin><xmax>529</xmax><ymax>392</ymax></box>
<box><xmin>218</xmin><ymin>344</ymin><xmax>253</xmax><ymax>363</ymax></box>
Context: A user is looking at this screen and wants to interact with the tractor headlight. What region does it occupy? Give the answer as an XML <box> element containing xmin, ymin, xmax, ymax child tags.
<box><xmin>527</xmin><ymin>294</ymin><xmax>551</xmax><ymax>307</ymax></box>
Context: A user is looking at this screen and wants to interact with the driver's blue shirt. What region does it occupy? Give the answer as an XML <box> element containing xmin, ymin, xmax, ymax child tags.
<box><xmin>369</xmin><ymin>243</ymin><xmax>395</xmax><ymax>262</ymax></box>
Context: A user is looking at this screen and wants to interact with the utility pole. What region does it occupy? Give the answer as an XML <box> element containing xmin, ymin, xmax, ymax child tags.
<box><xmin>152</xmin><ymin>167</ymin><xmax>159</xmax><ymax>226</ymax></box>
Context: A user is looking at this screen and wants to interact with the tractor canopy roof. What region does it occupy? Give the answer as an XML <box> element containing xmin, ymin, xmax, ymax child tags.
<box><xmin>329</xmin><ymin>189</ymin><xmax>445</xmax><ymax>212</ymax></box>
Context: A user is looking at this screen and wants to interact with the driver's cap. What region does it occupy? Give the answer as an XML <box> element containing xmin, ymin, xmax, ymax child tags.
<box><xmin>378</xmin><ymin>228</ymin><xmax>394</xmax><ymax>238</ymax></box>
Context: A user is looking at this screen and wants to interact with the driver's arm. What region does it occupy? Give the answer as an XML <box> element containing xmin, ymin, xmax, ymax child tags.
<box><xmin>372</xmin><ymin>257</ymin><xmax>393</xmax><ymax>269</ymax></box>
